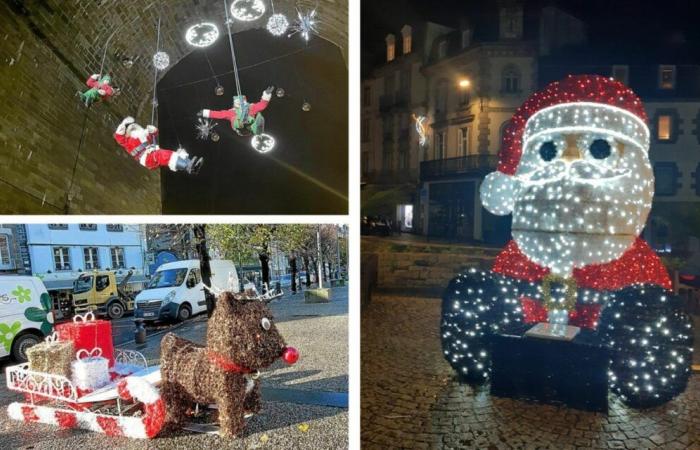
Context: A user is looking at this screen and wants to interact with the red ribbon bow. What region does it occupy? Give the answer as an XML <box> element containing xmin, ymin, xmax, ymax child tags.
<box><xmin>520</xmin><ymin>297</ymin><xmax>602</xmax><ymax>330</ymax></box>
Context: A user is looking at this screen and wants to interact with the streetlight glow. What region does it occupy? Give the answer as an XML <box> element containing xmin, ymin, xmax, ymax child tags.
<box><xmin>459</xmin><ymin>78</ymin><xmax>471</xmax><ymax>88</ymax></box>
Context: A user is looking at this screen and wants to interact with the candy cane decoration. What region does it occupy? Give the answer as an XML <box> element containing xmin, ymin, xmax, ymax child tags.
<box><xmin>8</xmin><ymin>376</ymin><xmax>164</xmax><ymax>439</ymax></box>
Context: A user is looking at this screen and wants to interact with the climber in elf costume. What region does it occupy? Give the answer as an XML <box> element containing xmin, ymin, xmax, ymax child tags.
<box><xmin>440</xmin><ymin>75</ymin><xmax>694</xmax><ymax>408</ymax></box>
<box><xmin>80</xmin><ymin>74</ymin><xmax>116</xmax><ymax>107</ymax></box>
<box><xmin>198</xmin><ymin>86</ymin><xmax>274</xmax><ymax>136</ymax></box>
<box><xmin>114</xmin><ymin>117</ymin><xmax>203</xmax><ymax>174</ymax></box>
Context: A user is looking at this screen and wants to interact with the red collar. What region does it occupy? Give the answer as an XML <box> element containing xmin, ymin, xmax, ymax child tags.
<box><xmin>207</xmin><ymin>351</ymin><xmax>253</xmax><ymax>374</ymax></box>
<box><xmin>492</xmin><ymin>237</ymin><xmax>671</xmax><ymax>291</ymax></box>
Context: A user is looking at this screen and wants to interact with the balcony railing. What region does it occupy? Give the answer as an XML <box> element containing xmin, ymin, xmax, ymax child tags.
<box><xmin>364</xmin><ymin>170</ymin><xmax>419</xmax><ymax>185</ymax></box>
<box><xmin>420</xmin><ymin>155</ymin><xmax>498</xmax><ymax>181</ymax></box>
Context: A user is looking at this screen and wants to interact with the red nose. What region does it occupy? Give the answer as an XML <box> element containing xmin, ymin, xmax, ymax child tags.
<box><xmin>282</xmin><ymin>347</ymin><xmax>299</xmax><ymax>365</ymax></box>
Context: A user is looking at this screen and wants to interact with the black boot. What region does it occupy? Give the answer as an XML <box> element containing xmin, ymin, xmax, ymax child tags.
<box><xmin>186</xmin><ymin>156</ymin><xmax>204</xmax><ymax>175</ymax></box>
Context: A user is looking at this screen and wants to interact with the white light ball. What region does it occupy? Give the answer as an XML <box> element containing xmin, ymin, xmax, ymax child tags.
<box><xmin>251</xmin><ymin>133</ymin><xmax>275</xmax><ymax>153</ymax></box>
<box><xmin>152</xmin><ymin>52</ymin><xmax>170</xmax><ymax>71</ymax></box>
<box><xmin>185</xmin><ymin>22</ymin><xmax>220</xmax><ymax>48</ymax></box>
<box><xmin>231</xmin><ymin>0</ymin><xmax>266</xmax><ymax>22</ymax></box>
<box><xmin>480</xmin><ymin>171</ymin><xmax>516</xmax><ymax>216</ymax></box>
<box><xmin>267</xmin><ymin>13</ymin><xmax>289</xmax><ymax>36</ymax></box>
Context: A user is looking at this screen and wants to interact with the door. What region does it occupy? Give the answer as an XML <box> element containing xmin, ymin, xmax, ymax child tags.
<box><xmin>94</xmin><ymin>274</ymin><xmax>114</xmax><ymax>307</ymax></box>
<box><xmin>183</xmin><ymin>268</ymin><xmax>205</xmax><ymax>314</ymax></box>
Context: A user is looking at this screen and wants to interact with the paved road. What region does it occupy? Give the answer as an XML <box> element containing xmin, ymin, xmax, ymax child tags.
<box><xmin>0</xmin><ymin>286</ymin><xmax>348</xmax><ymax>449</ymax></box>
<box><xmin>362</xmin><ymin>293</ymin><xmax>700</xmax><ymax>450</ymax></box>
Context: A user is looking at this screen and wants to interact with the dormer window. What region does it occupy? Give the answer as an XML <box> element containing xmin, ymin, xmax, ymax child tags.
<box><xmin>659</xmin><ymin>65</ymin><xmax>676</xmax><ymax>89</ymax></box>
<box><xmin>401</xmin><ymin>25</ymin><xmax>412</xmax><ymax>55</ymax></box>
<box><xmin>499</xmin><ymin>5</ymin><xmax>523</xmax><ymax>39</ymax></box>
<box><xmin>438</xmin><ymin>40</ymin><xmax>447</xmax><ymax>59</ymax></box>
<box><xmin>386</xmin><ymin>34</ymin><xmax>396</xmax><ymax>62</ymax></box>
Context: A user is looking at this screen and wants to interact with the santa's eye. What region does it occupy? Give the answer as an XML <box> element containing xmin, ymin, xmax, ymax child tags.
<box><xmin>538</xmin><ymin>141</ymin><xmax>557</xmax><ymax>161</ymax></box>
<box><xmin>589</xmin><ymin>139</ymin><xmax>611</xmax><ymax>159</ymax></box>
<box><xmin>261</xmin><ymin>317</ymin><xmax>271</xmax><ymax>331</ymax></box>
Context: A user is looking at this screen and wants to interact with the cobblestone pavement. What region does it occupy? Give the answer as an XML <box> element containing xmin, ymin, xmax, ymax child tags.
<box><xmin>362</xmin><ymin>294</ymin><xmax>700</xmax><ymax>450</ymax></box>
<box><xmin>0</xmin><ymin>286</ymin><xmax>348</xmax><ymax>449</ymax></box>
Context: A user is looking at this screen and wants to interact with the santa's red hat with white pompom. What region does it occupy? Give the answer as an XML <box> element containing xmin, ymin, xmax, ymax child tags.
<box><xmin>480</xmin><ymin>74</ymin><xmax>649</xmax><ymax>216</ymax></box>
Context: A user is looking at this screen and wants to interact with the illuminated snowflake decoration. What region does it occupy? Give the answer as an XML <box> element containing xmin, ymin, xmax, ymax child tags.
<box><xmin>152</xmin><ymin>51</ymin><xmax>170</xmax><ymax>71</ymax></box>
<box><xmin>266</xmin><ymin>13</ymin><xmax>289</xmax><ymax>36</ymax></box>
<box><xmin>231</xmin><ymin>0</ymin><xmax>266</xmax><ymax>22</ymax></box>
<box><xmin>288</xmin><ymin>8</ymin><xmax>318</xmax><ymax>42</ymax></box>
<box><xmin>412</xmin><ymin>114</ymin><xmax>427</xmax><ymax>146</ymax></box>
<box><xmin>185</xmin><ymin>22</ymin><xmax>220</xmax><ymax>47</ymax></box>
<box><xmin>195</xmin><ymin>118</ymin><xmax>218</xmax><ymax>141</ymax></box>
<box><xmin>275</xmin><ymin>87</ymin><xmax>285</xmax><ymax>97</ymax></box>
<box><xmin>251</xmin><ymin>133</ymin><xmax>275</xmax><ymax>153</ymax></box>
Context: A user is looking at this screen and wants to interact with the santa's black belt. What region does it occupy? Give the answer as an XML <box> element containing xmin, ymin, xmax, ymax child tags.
<box><xmin>130</xmin><ymin>143</ymin><xmax>156</xmax><ymax>159</ymax></box>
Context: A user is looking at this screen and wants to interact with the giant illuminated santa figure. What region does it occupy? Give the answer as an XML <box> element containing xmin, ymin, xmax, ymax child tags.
<box><xmin>441</xmin><ymin>75</ymin><xmax>694</xmax><ymax>407</ymax></box>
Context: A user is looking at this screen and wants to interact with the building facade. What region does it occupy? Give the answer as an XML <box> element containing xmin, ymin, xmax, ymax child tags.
<box><xmin>24</xmin><ymin>224</ymin><xmax>148</xmax><ymax>292</ymax></box>
<box><xmin>361</xmin><ymin>3</ymin><xmax>586</xmax><ymax>243</ymax></box>
<box><xmin>0</xmin><ymin>224</ymin><xmax>31</xmax><ymax>274</ymax></box>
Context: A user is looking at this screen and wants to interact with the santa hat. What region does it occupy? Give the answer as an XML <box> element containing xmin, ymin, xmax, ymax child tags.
<box><xmin>480</xmin><ymin>74</ymin><xmax>650</xmax><ymax>216</ymax></box>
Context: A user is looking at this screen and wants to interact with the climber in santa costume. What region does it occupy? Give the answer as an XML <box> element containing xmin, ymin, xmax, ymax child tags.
<box><xmin>114</xmin><ymin>117</ymin><xmax>203</xmax><ymax>174</ymax></box>
<box><xmin>80</xmin><ymin>74</ymin><xmax>116</xmax><ymax>107</ymax></box>
<box><xmin>441</xmin><ymin>75</ymin><xmax>693</xmax><ymax>408</ymax></box>
<box><xmin>197</xmin><ymin>86</ymin><xmax>275</xmax><ymax>136</ymax></box>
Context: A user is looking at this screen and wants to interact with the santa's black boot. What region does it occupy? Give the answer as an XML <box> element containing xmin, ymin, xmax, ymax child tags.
<box><xmin>175</xmin><ymin>156</ymin><xmax>204</xmax><ymax>175</ymax></box>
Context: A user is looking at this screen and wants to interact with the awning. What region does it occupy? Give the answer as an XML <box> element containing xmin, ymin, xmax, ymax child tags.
<box><xmin>361</xmin><ymin>184</ymin><xmax>416</xmax><ymax>217</ymax></box>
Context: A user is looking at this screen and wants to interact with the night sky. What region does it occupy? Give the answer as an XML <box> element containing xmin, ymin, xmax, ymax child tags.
<box><xmin>362</xmin><ymin>0</ymin><xmax>700</xmax><ymax>76</ymax></box>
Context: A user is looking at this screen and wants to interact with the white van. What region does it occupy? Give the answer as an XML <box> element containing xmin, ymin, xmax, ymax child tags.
<box><xmin>134</xmin><ymin>260</ymin><xmax>238</xmax><ymax>322</ymax></box>
<box><xmin>0</xmin><ymin>276</ymin><xmax>53</xmax><ymax>361</ymax></box>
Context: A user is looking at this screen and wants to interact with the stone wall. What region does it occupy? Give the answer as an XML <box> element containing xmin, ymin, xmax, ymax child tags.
<box><xmin>375</xmin><ymin>251</ymin><xmax>495</xmax><ymax>289</ymax></box>
<box><xmin>0</xmin><ymin>0</ymin><xmax>347</xmax><ymax>214</ymax></box>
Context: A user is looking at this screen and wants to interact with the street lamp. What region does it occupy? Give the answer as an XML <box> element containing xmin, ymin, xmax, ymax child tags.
<box><xmin>459</xmin><ymin>78</ymin><xmax>471</xmax><ymax>88</ymax></box>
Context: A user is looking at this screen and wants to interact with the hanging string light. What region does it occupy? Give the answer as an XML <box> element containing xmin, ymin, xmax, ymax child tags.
<box><xmin>288</xmin><ymin>7</ymin><xmax>318</xmax><ymax>42</ymax></box>
<box><xmin>185</xmin><ymin>22</ymin><xmax>220</xmax><ymax>47</ymax></box>
<box><xmin>230</xmin><ymin>0</ymin><xmax>266</xmax><ymax>21</ymax></box>
<box><xmin>266</xmin><ymin>0</ymin><xmax>289</xmax><ymax>36</ymax></box>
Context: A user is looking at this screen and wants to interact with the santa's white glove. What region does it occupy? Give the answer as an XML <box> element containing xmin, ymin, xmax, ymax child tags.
<box><xmin>146</xmin><ymin>125</ymin><xmax>158</xmax><ymax>134</ymax></box>
<box><xmin>97</xmin><ymin>89</ymin><xmax>106</xmax><ymax>96</ymax></box>
<box><xmin>91</xmin><ymin>74</ymin><xmax>100</xmax><ymax>80</ymax></box>
<box><xmin>116</xmin><ymin>116</ymin><xmax>135</xmax><ymax>135</ymax></box>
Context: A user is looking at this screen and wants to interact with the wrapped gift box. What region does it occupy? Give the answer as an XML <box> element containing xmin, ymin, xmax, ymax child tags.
<box><xmin>26</xmin><ymin>339</ymin><xmax>74</xmax><ymax>379</ymax></box>
<box><xmin>71</xmin><ymin>348</ymin><xmax>111</xmax><ymax>391</ymax></box>
<box><xmin>55</xmin><ymin>313</ymin><xmax>114</xmax><ymax>367</ymax></box>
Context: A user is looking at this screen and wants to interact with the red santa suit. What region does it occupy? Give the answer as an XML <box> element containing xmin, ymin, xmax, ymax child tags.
<box><xmin>86</xmin><ymin>75</ymin><xmax>114</xmax><ymax>98</ymax></box>
<box><xmin>113</xmin><ymin>118</ymin><xmax>182</xmax><ymax>171</ymax></box>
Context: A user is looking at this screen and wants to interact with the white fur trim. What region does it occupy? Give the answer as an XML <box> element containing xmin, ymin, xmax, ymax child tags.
<box><xmin>261</xmin><ymin>91</ymin><xmax>272</xmax><ymax>101</ymax></box>
<box><xmin>480</xmin><ymin>171</ymin><xmax>517</xmax><ymax>216</ymax></box>
<box><xmin>123</xmin><ymin>377</ymin><xmax>161</xmax><ymax>405</ymax></box>
<box><xmin>168</xmin><ymin>151</ymin><xmax>181</xmax><ymax>172</ymax></box>
<box><xmin>203</xmin><ymin>109</ymin><xmax>211</xmax><ymax>118</ymax></box>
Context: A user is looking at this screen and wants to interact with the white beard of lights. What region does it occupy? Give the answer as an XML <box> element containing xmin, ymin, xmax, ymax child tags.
<box><xmin>481</xmin><ymin>102</ymin><xmax>653</xmax><ymax>277</ymax></box>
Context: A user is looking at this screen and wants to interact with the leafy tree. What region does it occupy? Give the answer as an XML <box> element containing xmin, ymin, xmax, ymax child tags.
<box><xmin>276</xmin><ymin>224</ymin><xmax>313</xmax><ymax>293</ymax></box>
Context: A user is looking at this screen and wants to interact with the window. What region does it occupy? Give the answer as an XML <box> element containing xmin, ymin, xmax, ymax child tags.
<box><xmin>461</xmin><ymin>29</ymin><xmax>471</xmax><ymax>48</ymax></box>
<box><xmin>362</xmin><ymin>152</ymin><xmax>370</xmax><ymax>175</ymax></box>
<box><xmin>79</xmin><ymin>224</ymin><xmax>97</xmax><ymax>231</ymax></box>
<box><xmin>48</xmin><ymin>224</ymin><xmax>68</xmax><ymax>230</ymax></box>
<box><xmin>95</xmin><ymin>275</ymin><xmax>110</xmax><ymax>292</ymax></box>
<box><xmin>435</xmin><ymin>132</ymin><xmax>446</xmax><ymax>159</ymax></box>
<box><xmin>53</xmin><ymin>247</ymin><xmax>71</xmax><ymax>271</ymax></box>
<box><xmin>502</xmin><ymin>65</ymin><xmax>521</xmax><ymax>93</ymax></box>
<box><xmin>659</xmin><ymin>65</ymin><xmax>675</xmax><ymax>89</ymax></box>
<box><xmin>612</xmin><ymin>65</ymin><xmax>629</xmax><ymax>85</ymax></box>
<box><xmin>458</xmin><ymin>128</ymin><xmax>469</xmax><ymax>156</ymax></box>
<box><xmin>186</xmin><ymin>269</ymin><xmax>201</xmax><ymax>288</ymax></box>
<box><xmin>435</xmin><ymin>80</ymin><xmax>448</xmax><ymax>114</ymax></box>
<box><xmin>657</xmin><ymin>115</ymin><xmax>672</xmax><ymax>140</ymax></box>
<box><xmin>654</xmin><ymin>162</ymin><xmax>680</xmax><ymax>196</ymax></box>
<box><xmin>111</xmin><ymin>247</ymin><xmax>125</xmax><ymax>269</ymax></box>
<box><xmin>0</xmin><ymin>234</ymin><xmax>11</xmax><ymax>266</ymax></box>
<box><xmin>361</xmin><ymin>119</ymin><xmax>371</xmax><ymax>142</ymax></box>
<box><xmin>83</xmin><ymin>247</ymin><xmax>100</xmax><ymax>270</ymax></box>
<box><xmin>106</xmin><ymin>224</ymin><xmax>123</xmax><ymax>232</ymax></box>
<box><xmin>362</xmin><ymin>86</ymin><xmax>371</xmax><ymax>107</ymax></box>
<box><xmin>401</xmin><ymin>25</ymin><xmax>412</xmax><ymax>54</ymax></box>
<box><xmin>386</xmin><ymin>34</ymin><xmax>395</xmax><ymax>62</ymax></box>
<box><xmin>438</xmin><ymin>40</ymin><xmax>448</xmax><ymax>59</ymax></box>
<box><xmin>382</xmin><ymin>151</ymin><xmax>393</xmax><ymax>171</ymax></box>
<box><xmin>399</xmin><ymin>150</ymin><xmax>408</xmax><ymax>169</ymax></box>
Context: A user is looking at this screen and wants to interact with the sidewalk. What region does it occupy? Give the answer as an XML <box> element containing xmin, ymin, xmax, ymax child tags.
<box><xmin>0</xmin><ymin>286</ymin><xmax>349</xmax><ymax>449</ymax></box>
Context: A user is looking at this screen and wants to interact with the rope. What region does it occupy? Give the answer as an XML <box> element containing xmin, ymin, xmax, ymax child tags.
<box><xmin>98</xmin><ymin>29</ymin><xmax>118</xmax><ymax>77</ymax></box>
<box><xmin>223</xmin><ymin>0</ymin><xmax>242</xmax><ymax>97</ymax></box>
<box><xmin>270</xmin><ymin>0</ymin><xmax>275</xmax><ymax>14</ymax></box>
<box><xmin>151</xmin><ymin>14</ymin><xmax>162</xmax><ymax>125</ymax></box>
<box><xmin>64</xmin><ymin>109</ymin><xmax>90</xmax><ymax>213</ymax></box>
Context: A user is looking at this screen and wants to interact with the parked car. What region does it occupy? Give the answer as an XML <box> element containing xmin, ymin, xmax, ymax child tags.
<box><xmin>0</xmin><ymin>276</ymin><xmax>52</xmax><ymax>361</ymax></box>
<box><xmin>361</xmin><ymin>216</ymin><xmax>392</xmax><ymax>236</ymax></box>
<box><xmin>134</xmin><ymin>260</ymin><xmax>238</xmax><ymax>322</ymax></box>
